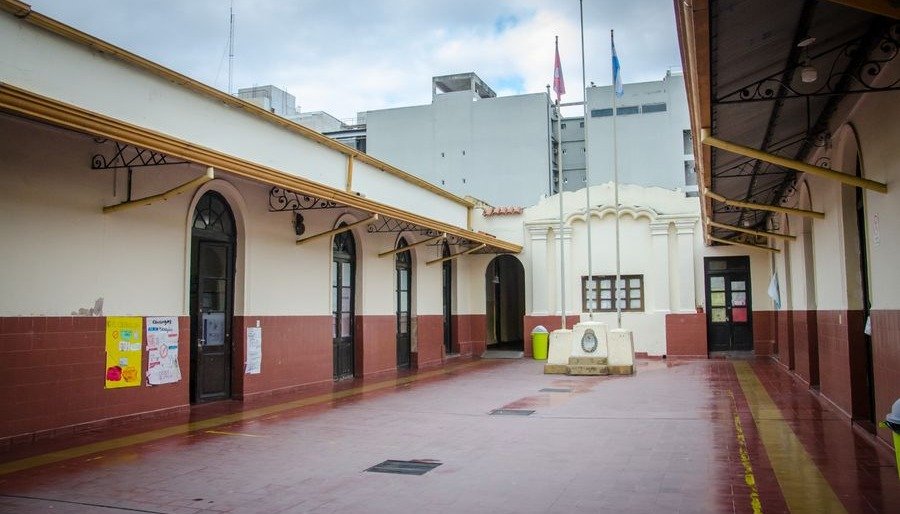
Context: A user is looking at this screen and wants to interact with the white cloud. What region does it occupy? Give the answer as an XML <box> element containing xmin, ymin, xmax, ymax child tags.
<box><xmin>32</xmin><ymin>0</ymin><xmax>680</xmax><ymax>120</ymax></box>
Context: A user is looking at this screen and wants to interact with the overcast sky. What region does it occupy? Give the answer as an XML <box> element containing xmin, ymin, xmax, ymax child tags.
<box><xmin>33</xmin><ymin>0</ymin><xmax>682</xmax><ymax>121</ymax></box>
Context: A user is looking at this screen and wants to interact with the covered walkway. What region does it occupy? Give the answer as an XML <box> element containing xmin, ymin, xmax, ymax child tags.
<box><xmin>1</xmin><ymin>357</ymin><xmax>897</xmax><ymax>513</ymax></box>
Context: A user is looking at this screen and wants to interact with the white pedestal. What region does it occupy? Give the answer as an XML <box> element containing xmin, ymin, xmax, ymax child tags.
<box><xmin>544</xmin><ymin>329</ymin><xmax>573</xmax><ymax>374</ymax></box>
<box><xmin>570</xmin><ymin>321</ymin><xmax>609</xmax><ymax>358</ymax></box>
<box><xmin>608</xmin><ymin>328</ymin><xmax>635</xmax><ymax>374</ymax></box>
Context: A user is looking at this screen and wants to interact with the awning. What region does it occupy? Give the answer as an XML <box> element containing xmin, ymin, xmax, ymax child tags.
<box><xmin>675</xmin><ymin>0</ymin><xmax>896</xmax><ymax>247</ymax></box>
<box><xmin>0</xmin><ymin>82</ymin><xmax>521</xmax><ymax>254</ymax></box>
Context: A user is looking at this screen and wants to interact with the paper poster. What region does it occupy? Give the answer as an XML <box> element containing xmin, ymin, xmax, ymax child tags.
<box><xmin>146</xmin><ymin>316</ymin><xmax>181</xmax><ymax>385</ymax></box>
<box><xmin>105</xmin><ymin>316</ymin><xmax>143</xmax><ymax>389</ymax></box>
<box><xmin>245</xmin><ymin>326</ymin><xmax>262</xmax><ymax>374</ymax></box>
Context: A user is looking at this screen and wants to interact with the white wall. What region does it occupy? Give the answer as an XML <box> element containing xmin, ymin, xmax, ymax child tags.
<box><xmin>0</xmin><ymin>14</ymin><xmax>467</xmax><ymax>230</ymax></box>
<box><xmin>0</xmin><ymin>115</ymin><xmax>458</xmax><ymax>319</ymax></box>
<box><xmin>476</xmin><ymin>183</ymin><xmax>702</xmax><ymax>356</ymax></box>
<box><xmin>366</xmin><ymin>91</ymin><xmax>553</xmax><ymax>206</ymax></box>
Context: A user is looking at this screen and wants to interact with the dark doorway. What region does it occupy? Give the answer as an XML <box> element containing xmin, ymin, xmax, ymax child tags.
<box><xmin>852</xmin><ymin>157</ymin><xmax>875</xmax><ymax>428</ymax></box>
<box><xmin>332</xmin><ymin>227</ymin><xmax>356</xmax><ymax>381</ymax></box>
<box><xmin>442</xmin><ymin>242</ymin><xmax>453</xmax><ymax>355</ymax></box>
<box><xmin>705</xmin><ymin>256</ymin><xmax>753</xmax><ymax>352</ymax></box>
<box><xmin>485</xmin><ymin>255</ymin><xmax>525</xmax><ymax>351</ymax></box>
<box><xmin>396</xmin><ymin>238</ymin><xmax>412</xmax><ymax>368</ymax></box>
<box><xmin>190</xmin><ymin>191</ymin><xmax>236</xmax><ymax>403</ymax></box>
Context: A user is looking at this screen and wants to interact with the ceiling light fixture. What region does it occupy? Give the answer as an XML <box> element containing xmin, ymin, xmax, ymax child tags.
<box><xmin>798</xmin><ymin>36</ymin><xmax>818</xmax><ymax>84</ymax></box>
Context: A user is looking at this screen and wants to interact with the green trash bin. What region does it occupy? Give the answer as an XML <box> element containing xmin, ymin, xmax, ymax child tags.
<box><xmin>884</xmin><ymin>399</ymin><xmax>900</xmax><ymax>480</ymax></box>
<box><xmin>531</xmin><ymin>325</ymin><xmax>549</xmax><ymax>360</ymax></box>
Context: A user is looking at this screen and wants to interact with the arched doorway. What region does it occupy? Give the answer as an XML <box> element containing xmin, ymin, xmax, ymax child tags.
<box><xmin>395</xmin><ymin>238</ymin><xmax>412</xmax><ymax>369</ymax></box>
<box><xmin>190</xmin><ymin>191</ymin><xmax>236</xmax><ymax>403</ymax></box>
<box><xmin>485</xmin><ymin>255</ymin><xmax>525</xmax><ymax>352</ymax></box>
<box><xmin>332</xmin><ymin>227</ymin><xmax>356</xmax><ymax>381</ymax></box>
<box><xmin>441</xmin><ymin>242</ymin><xmax>453</xmax><ymax>355</ymax></box>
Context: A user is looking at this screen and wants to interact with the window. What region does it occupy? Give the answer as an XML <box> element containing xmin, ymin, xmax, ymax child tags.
<box><xmin>561</xmin><ymin>123</ymin><xmax>567</xmax><ymax>129</ymax></box>
<box><xmin>616</xmin><ymin>106</ymin><xmax>639</xmax><ymax>115</ymax></box>
<box><xmin>582</xmin><ymin>275</ymin><xmax>644</xmax><ymax>312</ymax></box>
<box><xmin>642</xmin><ymin>102</ymin><xmax>667</xmax><ymax>113</ymax></box>
<box><xmin>591</xmin><ymin>108</ymin><xmax>613</xmax><ymax>118</ymax></box>
<box><xmin>683</xmin><ymin>129</ymin><xmax>693</xmax><ymax>155</ymax></box>
<box><xmin>684</xmin><ymin>160</ymin><xmax>697</xmax><ymax>187</ymax></box>
<box><xmin>579</xmin><ymin>121</ymin><xmax>584</xmax><ymax>128</ymax></box>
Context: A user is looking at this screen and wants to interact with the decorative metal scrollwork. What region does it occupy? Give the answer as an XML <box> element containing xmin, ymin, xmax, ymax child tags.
<box><xmin>366</xmin><ymin>217</ymin><xmax>437</xmax><ymax>236</ymax></box>
<box><xmin>268</xmin><ymin>187</ymin><xmax>339</xmax><ymax>211</ymax></box>
<box><xmin>716</xmin><ymin>22</ymin><xmax>900</xmax><ymax>104</ymax></box>
<box><xmin>91</xmin><ymin>140</ymin><xmax>186</xmax><ymax>169</ymax></box>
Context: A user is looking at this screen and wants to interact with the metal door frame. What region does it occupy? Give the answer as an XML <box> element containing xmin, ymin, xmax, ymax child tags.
<box><xmin>332</xmin><ymin>228</ymin><xmax>356</xmax><ymax>380</ymax></box>
<box><xmin>189</xmin><ymin>191</ymin><xmax>236</xmax><ymax>404</ymax></box>
<box><xmin>704</xmin><ymin>256</ymin><xmax>753</xmax><ymax>352</ymax></box>
<box><xmin>395</xmin><ymin>239</ymin><xmax>412</xmax><ymax>369</ymax></box>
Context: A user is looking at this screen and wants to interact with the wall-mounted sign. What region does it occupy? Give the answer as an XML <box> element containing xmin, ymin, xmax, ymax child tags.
<box><xmin>105</xmin><ymin>316</ymin><xmax>143</xmax><ymax>389</ymax></box>
<box><xmin>146</xmin><ymin>316</ymin><xmax>181</xmax><ymax>385</ymax></box>
<box><xmin>245</xmin><ymin>326</ymin><xmax>262</xmax><ymax>374</ymax></box>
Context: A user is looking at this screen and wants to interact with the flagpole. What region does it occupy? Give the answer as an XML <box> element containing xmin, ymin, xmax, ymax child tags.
<box><xmin>552</xmin><ymin>36</ymin><xmax>567</xmax><ymax>330</ymax></box>
<box><xmin>580</xmin><ymin>0</ymin><xmax>595</xmax><ymax>320</ymax></box>
<box><xmin>611</xmin><ymin>29</ymin><xmax>622</xmax><ymax>329</ymax></box>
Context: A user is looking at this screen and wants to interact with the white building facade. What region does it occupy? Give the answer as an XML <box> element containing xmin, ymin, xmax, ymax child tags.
<box><xmin>365</xmin><ymin>73</ymin><xmax>555</xmax><ymax>207</ymax></box>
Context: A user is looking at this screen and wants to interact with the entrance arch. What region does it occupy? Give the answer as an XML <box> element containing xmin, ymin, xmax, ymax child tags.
<box><xmin>485</xmin><ymin>255</ymin><xmax>525</xmax><ymax>352</ymax></box>
<box><xmin>189</xmin><ymin>191</ymin><xmax>236</xmax><ymax>403</ymax></box>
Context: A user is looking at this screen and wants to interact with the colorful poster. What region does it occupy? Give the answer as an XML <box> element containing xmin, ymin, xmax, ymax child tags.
<box><xmin>245</xmin><ymin>326</ymin><xmax>262</xmax><ymax>374</ymax></box>
<box><xmin>105</xmin><ymin>316</ymin><xmax>143</xmax><ymax>389</ymax></box>
<box><xmin>146</xmin><ymin>316</ymin><xmax>181</xmax><ymax>385</ymax></box>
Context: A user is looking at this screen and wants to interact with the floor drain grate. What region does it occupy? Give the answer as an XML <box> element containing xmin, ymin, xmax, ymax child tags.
<box><xmin>489</xmin><ymin>409</ymin><xmax>535</xmax><ymax>416</ymax></box>
<box><xmin>365</xmin><ymin>460</ymin><xmax>442</xmax><ymax>475</ymax></box>
<box><xmin>539</xmin><ymin>388</ymin><xmax>572</xmax><ymax>393</ymax></box>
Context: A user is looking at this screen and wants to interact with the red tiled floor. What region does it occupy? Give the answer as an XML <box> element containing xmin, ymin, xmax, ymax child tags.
<box><xmin>0</xmin><ymin>357</ymin><xmax>898</xmax><ymax>513</ymax></box>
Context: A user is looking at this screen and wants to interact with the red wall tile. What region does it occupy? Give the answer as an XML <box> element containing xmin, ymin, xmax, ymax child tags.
<box><xmin>753</xmin><ymin>311</ymin><xmax>776</xmax><ymax>356</ymax></box>
<box><xmin>871</xmin><ymin>309</ymin><xmax>900</xmax><ymax>447</ymax></box>
<box><xmin>0</xmin><ymin>316</ymin><xmax>189</xmax><ymax>443</ymax></box>
<box><xmin>454</xmin><ymin>314</ymin><xmax>487</xmax><ymax>357</ymax></box>
<box><xmin>665</xmin><ymin>312</ymin><xmax>708</xmax><ymax>357</ymax></box>
<box><xmin>817</xmin><ymin>310</ymin><xmax>853</xmax><ymax>417</ymax></box>
<box><xmin>415</xmin><ymin>315</ymin><xmax>444</xmax><ymax>370</ymax></box>
<box><xmin>774</xmin><ymin>310</ymin><xmax>794</xmax><ymax>369</ymax></box>
<box><xmin>357</xmin><ymin>315</ymin><xmax>397</xmax><ymax>379</ymax></box>
<box><xmin>791</xmin><ymin>310</ymin><xmax>819</xmax><ymax>386</ymax></box>
<box><xmin>232</xmin><ymin>316</ymin><xmax>333</xmax><ymax>399</ymax></box>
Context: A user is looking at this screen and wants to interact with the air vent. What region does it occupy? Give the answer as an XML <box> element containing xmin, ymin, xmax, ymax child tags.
<box><xmin>365</xmin><ymin>460</ymin><xmax>442</xmax><ymax>475</ymax></box>
<box><xmin>489</xmin><ymin>409</ymin><xmax>535</xmax><ymax>416</ymax></box>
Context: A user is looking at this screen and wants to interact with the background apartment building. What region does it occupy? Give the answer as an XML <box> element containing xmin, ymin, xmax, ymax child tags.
<box><xmin>364</xmin><ymin>73</ymin><xmax>555</xmax><ymax>207</ymax></box>
<box><xmin>561</xmin><ymin>70</ymin><xmax>695</xmax><ymax>196</ymax></box>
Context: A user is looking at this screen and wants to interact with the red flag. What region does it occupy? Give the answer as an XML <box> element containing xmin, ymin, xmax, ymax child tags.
<box><xmin>553</xmin><ymin>36</ymin><xmax>565</xmax><ymax>102</ymax></box>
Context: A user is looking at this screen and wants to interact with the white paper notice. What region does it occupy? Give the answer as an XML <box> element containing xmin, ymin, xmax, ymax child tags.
<box><xmin>146</xmin><ymin>316</ymin><xmax>181</xmax><ymax>385</ymax></box>
<box><xmin>246</xmin><ymin>326</ymin><xmax>262</xmax><ymax>374</ymax></box>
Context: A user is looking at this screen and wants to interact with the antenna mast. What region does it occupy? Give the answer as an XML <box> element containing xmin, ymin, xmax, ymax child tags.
<box><xmin>228</xmin><ymin>1</ymin><xmax>235</xmax><ymax>95</ymax></box>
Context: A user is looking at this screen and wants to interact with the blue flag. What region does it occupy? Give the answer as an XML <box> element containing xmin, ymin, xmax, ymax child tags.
<box><xmin>612</xmin><ymin>31</ymin><xmax>623</xmax><ymax>98</ymax></box>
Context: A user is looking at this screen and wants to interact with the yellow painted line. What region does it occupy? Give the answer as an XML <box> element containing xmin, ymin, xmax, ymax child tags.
<box><xmin>0</xmin><ymin>359</ymin><xmax>490</xmax><ymax>476</ymax></box>
<box><xmin>732</xmin><ymin>361</ymin><xmax>846</xmax><ymax>514</ymax></box>
<box><xmin>204</xmin><ymin>430</ymin><xmax>266</xmax><ymax>438</ymax></box>
<box><xmin>727</xmin><ymin>389</ymin><xmax>762</xmax><ymax>514</ymax></box>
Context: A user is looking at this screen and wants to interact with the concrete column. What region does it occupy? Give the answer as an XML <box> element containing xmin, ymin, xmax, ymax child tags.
<box><xmin>649</xmin><ymin>220</ymin><xmax>671</xmax><ymax>313</ymax></box>
<box><xmin>527</xmin><ymin>225</ymin><xmax>551</xmax><ymax>315</ymax></box>
<box><xmin>552</xmin><ymin>227</ymin><xmax>575</xmax><ymax>316</ymax></box>
<box><xmin>675</xmin><ymin>219</ymin><xmax>698</xmax><ymax>312</ymax></box>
